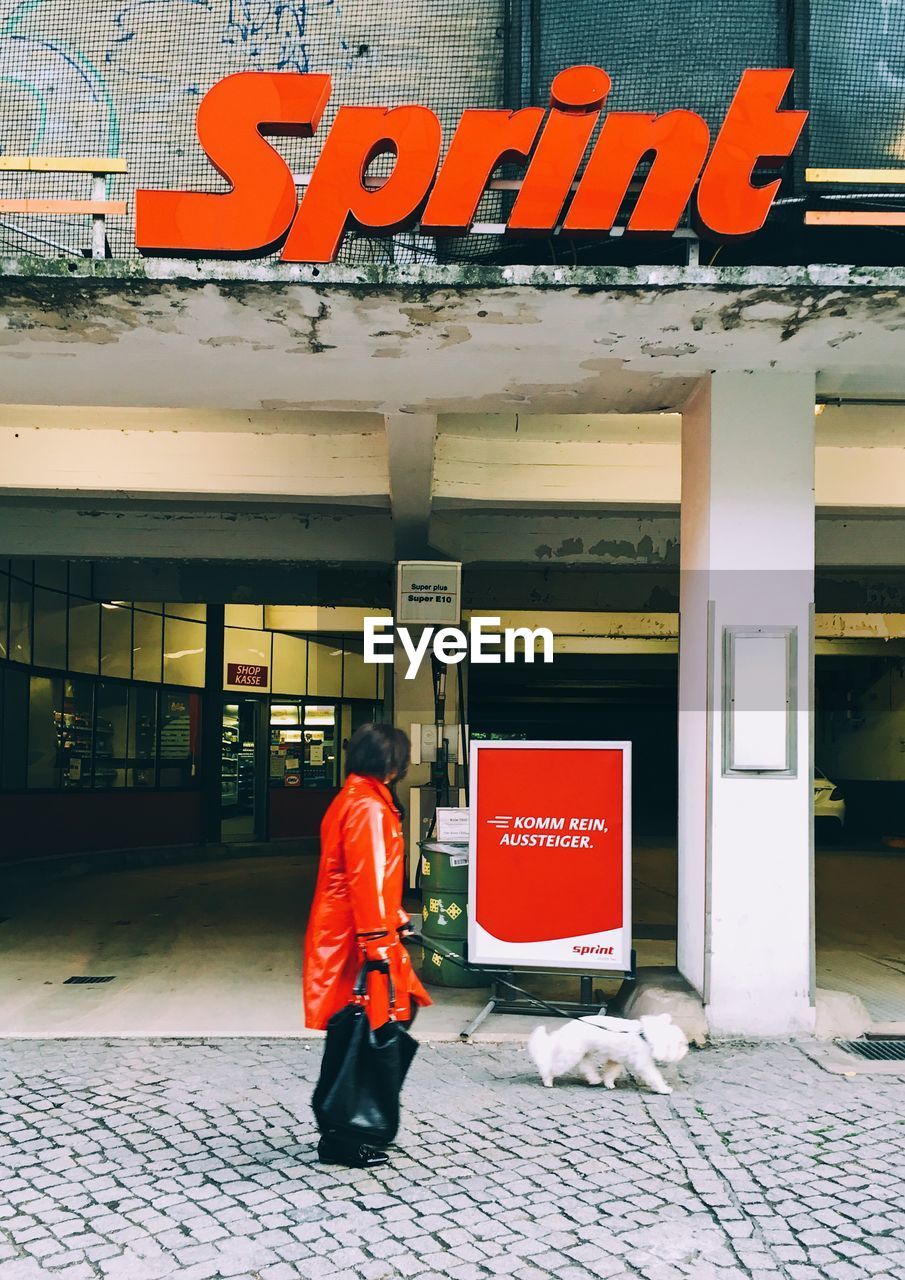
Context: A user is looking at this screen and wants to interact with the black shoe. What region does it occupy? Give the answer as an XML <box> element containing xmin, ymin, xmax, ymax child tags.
<box><xmin>317</xmin><ymin>1136</ymin><xmax>389</xmax><ymax>1168</ymax></box>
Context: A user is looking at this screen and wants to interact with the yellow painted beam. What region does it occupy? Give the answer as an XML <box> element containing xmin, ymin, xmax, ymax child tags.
<box><xmin>806</xmin><ymin>166</ymin><xmax>905</xmax><ymax>184</ymax></box>
<box><xmin>805</xmin><ymin>210</ymin><xmax>905</xmax><ymax>227</ymax></box>
<box><xmin>0</xmin><ymin>156</ymin><xmax>127</xmax><ymax>174</ymax></box>
<box><xmin>0</xmin><ymin>199</ymin><xmax>127</xmax><ymax>216</ymax></box>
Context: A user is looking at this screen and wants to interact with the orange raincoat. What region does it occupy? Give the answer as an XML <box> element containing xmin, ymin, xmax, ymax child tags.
<box><xmin>303</xmin><ymin>772</ymin><xmax>431</xmax><ymax>1030</ymax></box>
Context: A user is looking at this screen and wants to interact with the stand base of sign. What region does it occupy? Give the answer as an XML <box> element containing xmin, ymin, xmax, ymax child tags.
<box><xmin>458</xmin><ymin>952</ymin><xmax>638</xmax><ymax>1041</ymax></box>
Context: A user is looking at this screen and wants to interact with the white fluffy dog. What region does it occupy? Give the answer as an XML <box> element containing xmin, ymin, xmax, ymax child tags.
<box><xmin>528</xmin><ymin>1012</ymin><xmax>688</xmax><ymax>1095</ymax></box>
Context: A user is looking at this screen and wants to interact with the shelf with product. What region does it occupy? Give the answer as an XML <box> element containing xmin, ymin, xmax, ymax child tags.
<box><xmin>221</xmin><ymin>701</ymin><xmax>257</xmax><ymax>821</ymax></box>
<box><xmin>92</xmin><ymin>717</ymin><xmax>119</xmax><ymax>787</ymax></box>
<box><xmin>236</xmin><ymin>747</ymin><xmax>256</xmax><ymax>806</ymax></box>
<box><xmin>269</xmin><ymin>701</ymin><xmax>338</xmax><ymax>789</ymax></box>
<box><xmin>57</xmin><ymin>675</ymin><xmax>101</xmax><ymax>788</ymax></box>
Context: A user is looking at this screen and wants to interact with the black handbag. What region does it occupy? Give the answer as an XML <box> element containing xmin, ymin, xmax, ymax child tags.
<box><xmin>311</xmin><ymin>963</ymin><xmax>418</xmax><ymax>1147</ymax></box>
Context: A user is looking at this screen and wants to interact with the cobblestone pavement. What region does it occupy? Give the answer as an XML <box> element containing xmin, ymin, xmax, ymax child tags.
<box><xmin>0</xmin><ymin>1039</ymin><xmax>903</xmax><ymax>1280</ymax></box>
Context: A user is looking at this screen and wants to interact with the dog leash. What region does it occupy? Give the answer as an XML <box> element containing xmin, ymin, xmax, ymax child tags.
<box><xmin>408</xmin><ymin>932</ymin><xmax>634</xmax><ymax>1030</ymax></box>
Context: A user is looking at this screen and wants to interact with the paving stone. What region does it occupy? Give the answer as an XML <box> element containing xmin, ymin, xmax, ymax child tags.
<box><xmin>0</xmin><ymin>1040</ymin><xmax>902</xmax><ymax>1280</ymax></box>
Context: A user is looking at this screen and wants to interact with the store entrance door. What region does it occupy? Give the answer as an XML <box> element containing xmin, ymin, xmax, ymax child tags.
<box><xmin>221</xmin><ymin>698</ymin><xmax>266</xmax><ymax>842</ymax></box>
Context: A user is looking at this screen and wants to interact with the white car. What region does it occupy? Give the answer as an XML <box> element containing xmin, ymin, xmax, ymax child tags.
<box><xmin>814</xmin><ymin>769</ymin><xmax>845</xmax><ymax>827</ymax></box>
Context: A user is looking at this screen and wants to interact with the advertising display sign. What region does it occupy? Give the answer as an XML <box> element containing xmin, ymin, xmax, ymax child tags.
<box><xmin>436</xmin><ymin>806</ymin><xmax>470</xmax><ymax>843</ymax></box>
<box><xmin>469</xmin><ymin>741</ymin><xmax>631</xmax><ymax>970</ymax></box>
<box><xmin>396</xmin><ymin>560</ymin><xmax>461</xmax><ymax>625</ymax></box>
<box><xmin>135</xmin><ymin>69</ymin><xmax>806</xmax><ymax>260</ymax></box>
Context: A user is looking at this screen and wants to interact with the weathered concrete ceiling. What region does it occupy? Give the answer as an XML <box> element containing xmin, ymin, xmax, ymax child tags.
<box><xmin>60</xmin><ymin>557</ymin><xmax>905</xmax><ymax>615</ymax></box>
<box><xmin>0</xmin><ymin>499</ymin><xmax>394</xmax><ymax>561</ymax></box>
<box><xmin>5</xmin><ymin>493</ymin><xmax>905</xmax><ymax>572</ymax></box>
<box><xmin>3</xmin><ymin>261</ymin><xmax>905</xmax><ymax>414</ymax></box>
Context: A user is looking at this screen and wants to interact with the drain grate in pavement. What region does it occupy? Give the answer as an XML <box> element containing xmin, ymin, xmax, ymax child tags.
<box><xmin>837</xmin><ymin>1037</ymin><xmax>905</xmax><ymax>1061</ymax></box>
<box><xmin>63</xmin><ymin>976</ymin><xmax>116</xmax><ymax>985</ymax></box>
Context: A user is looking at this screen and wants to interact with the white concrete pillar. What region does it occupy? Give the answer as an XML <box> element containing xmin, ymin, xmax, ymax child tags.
<box><xmin>393</xmin><ymin>632</ymin><xmax>461</xmax><ymax>885</ymax></box>
<box><xmin>678</xmin><ymin>371</ymin><xmax>815</xmax><ymax>1036</ymax></box>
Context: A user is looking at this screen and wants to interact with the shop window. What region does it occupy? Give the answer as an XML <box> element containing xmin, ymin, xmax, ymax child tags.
<box><xmin>308</xmin><ymin>639</ymin><xmax>343</xmax><ymax>698</ymax></box>
<box><xmin>342</xmin><ymin>642</ymin><xmax>378</xmax><ymax>699</ymax></box>
<box><xmin>159</xmin><ymin>689</ymin><xmax>201</xmax><ymax>787</ymax></box>
<box><xmin>9</xmin><ymin>559</ymin><xmax>33</xmax><ymax>583</ymax></box>
<box><xmin>340</xmin><ymin>703</ymin><xmax>352</xmax><ymax>774</ymax></box>
<box><xmin>166</xmin><ymin>603</ymin><xmax>207</xmax><ymax>622</ymax></box>
<box><xmin>33</xmin><ymin>587</ymin><xmax>68</xmax><ymax>671</ymax></box>
<box><xmin>133</xmin><ymin>608</ymin><xmax>163</xmax><ymax>683</ymax></box>
<box><xmin>221</xmin><ymin>701</ymin><xmax>257</xmax><ymax>823</ymax></box>
<box><xmin>9</xmin><ymin>576</ymin><xmax>32</xmax><ymax>666</ymax></box>
<box><xmin>27</xmin><ymin>675</ymin><xmax>61</xmax><ymax>789</ymax></box>
<box><xmin>163</xmin><ymin>617</ymin><xmax>205</xmax><ymax>687</ymax></box>
<box><xmin>95</xmin><ymin>683</ymin><xmax>128</xmax><ymax>789</ymax></box>
<box><xmin>128</xmin><ymin>685</ymin><xmax>158</xmax><ymax>788</ymax></box>
<box><xmin>272</xmin><ymin>633</ymin><xmax>307</xmax><ymax>696</ymax></box>
<box><xmin>1</xmin><ymin>666</ymin><xmax>27</xmax><ymax>791</ymax></box>
<box><xmin>34</xmin><ymin>561</ymin><xmax>67</xmax><ymax>591</ymax></box>
<box><xmin>339</xmin><ymin>703</ymin><xmax>382</xmax><ymax>780</ymax></box>
<box><xmin>0</xmin><ymin>568</ymin><xmax>8</xmax><ymax>660</ymax></box>
<box><xmin>351</xmin><ymin>703</ymin><xmax>379</xmax><ymax>738</ymax></box>
<box><xmin>304</xmin><ymin>703</ymin><xmax>338</xmax><ymax>788</ymax></box>
<box><xmin>68</xmin><ymin>563</ymin><xmax>92</xmax><ymax>598</ymax></box>
<box><xmin>101</xmin><ymin>603</ymin><xmax>133</xmax><ymax>679</ymax></box>
<box><xmin>269</xmin><ymin>702</ymin><xmax>302</xmax><ymax>788</ymax></box>
<box><xmin>224</xmin><ymin>627</ymin><xmax>271</xmax><ymax>692</ymax></box>
<box><xmin>225</xmin><ymin>605</ymin><xmax>264</xmax><ymax>628</ymax></box>
<box><xmin>68</xmin><ymin>599</ymin><xmax>100</xmax><ymax>675</ymax></box>
<box><xmin>270</xmin><ymin>700</ymin><xmax>339</xmax><ymax>788</ymax></box>
<box><xmin>60</xmin><ymin>679</ymin><xmax>95</xmax><ymax>790</ymax></box>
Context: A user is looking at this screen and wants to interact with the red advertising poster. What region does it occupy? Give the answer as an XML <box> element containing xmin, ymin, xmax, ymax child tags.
<box><xmin>469</xmin><ymin>741</ymin><xmax>631</xmax><ymax>970</ymax></box>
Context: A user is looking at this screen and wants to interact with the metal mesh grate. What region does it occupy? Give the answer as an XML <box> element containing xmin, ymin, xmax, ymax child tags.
<box><xmin>1</xmin><ymin>2</ymin><xmax>903</xmax><ymax>262</ymax></box>
<box><xmin>0</xmin><ymin>0</ymin><xmax>505</xmax><ymax>263</ymax></box>
<box><xmin>533</xmin><ymin>0</ymin><xmax>784</xmax><ymax>124</ymax></box>
<box><xmin>836</xmin><ymin>1037</ymin><xmax>905</xmax><ymax>1061</ymax></box>
<box><xmin>63</xmin><ymin>975</ymin><xmax>116</xmax><ymax>985</ymax></box>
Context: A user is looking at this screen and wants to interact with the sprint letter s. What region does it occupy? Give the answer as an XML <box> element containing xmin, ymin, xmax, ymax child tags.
<box><xmin>136</xmin><ymin>72</ymin><xmax>331</xmax><ymax>256</ymax></box>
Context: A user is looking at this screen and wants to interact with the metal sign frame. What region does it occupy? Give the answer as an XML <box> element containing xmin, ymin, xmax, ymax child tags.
<box><xmin>395</xmin><ymin>560</ymin><xmax>462</xmax><ymax>625</ymax></box>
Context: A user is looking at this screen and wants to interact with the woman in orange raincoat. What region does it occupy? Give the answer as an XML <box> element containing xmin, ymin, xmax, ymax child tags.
<box><xmin>303</xmin><ymin>722</ymin><xmax>430</xmax><ymax>1168</ymax></box>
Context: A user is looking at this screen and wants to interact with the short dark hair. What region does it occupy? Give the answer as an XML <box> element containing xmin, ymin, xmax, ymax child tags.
<box><xmin>345</xmin><ymin>723</ymin><xmax>410</xmax><ymax>782</ymax></box>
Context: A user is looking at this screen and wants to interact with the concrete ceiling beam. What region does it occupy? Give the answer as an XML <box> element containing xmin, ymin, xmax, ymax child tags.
<box><xmin>0</xmin><ymin>425</ymin><xmax>389</xmax><ymax>504</ymax></box>
<box><xmin>0</xmin><ymin>501</ymin><xmax>394</xmax><ymax>562</ymax></box>
<box><xmin>384</xmin><ymin>413</ymin><xmax>437</xmax><ymax>559</ymax></box>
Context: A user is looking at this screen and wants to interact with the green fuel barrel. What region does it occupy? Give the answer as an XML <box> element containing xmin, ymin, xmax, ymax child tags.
<box><xmin>421</xmin><ymin>936</ymin><xmax>487</xmax><ymax>988</ymax></box>
<box><xmin>422</xmin><ymin>888</ymin><xmax>468</xmax><ymax>940</ymax></box>
<box><xmin>418</xmin><ymin>841</ymin><xmax>488</xmax><ymax>989</ymax></box>
<box><xmin>420</xmin><ymin>845</ymin><xmax>468</xmax><ymax>893</ymax></box>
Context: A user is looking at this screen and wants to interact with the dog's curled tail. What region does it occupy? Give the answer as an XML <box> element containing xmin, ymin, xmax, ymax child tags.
<box><xmin>527</xmin><ymin>1025</ymin><xmax>549</xmax><ymax>1074</ymax></box>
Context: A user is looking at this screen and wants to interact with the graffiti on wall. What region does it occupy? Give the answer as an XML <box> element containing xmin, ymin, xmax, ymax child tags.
<box><xmin>0</xmin><ymin>0</ymin><xmax>503</xmax><ymax>259</ymax></box>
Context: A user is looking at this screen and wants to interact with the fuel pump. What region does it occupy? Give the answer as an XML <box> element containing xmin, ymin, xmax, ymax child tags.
<box><xmin>429</xmin><ymin>655</ymin><xmax>451</xmax><ymax>808</ymax></box>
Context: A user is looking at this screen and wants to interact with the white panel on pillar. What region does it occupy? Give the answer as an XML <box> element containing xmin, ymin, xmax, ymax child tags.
<box><xmin>679</xmin><ymin>370</ymin><xmax>816</xmax><ymax>1037</ymax></box>
<box><xmin>723</xmin><ymin>626</ymin><xmax>796</xmax><ymax>774</ymax></box>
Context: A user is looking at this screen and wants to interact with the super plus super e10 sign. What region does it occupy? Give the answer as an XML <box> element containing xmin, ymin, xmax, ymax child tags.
<box><xmin>468</xmin><ymin>741</ymin><xmax>632</xmax><ymax>971</ymax></box>
<box><xmin>396</xmin><ymin>561</ymin><xmax>461</xmax><ymax>626</ymax></box>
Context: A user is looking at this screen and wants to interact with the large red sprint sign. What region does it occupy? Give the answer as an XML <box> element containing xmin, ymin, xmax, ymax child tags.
<box><xmin>469</xmin><ymin>741</ymin><xmax>631</xmax><ymax>971</ymax></box>
<box><xmin>135</xmin><ymin>67</ymin><xmax>806</xmax><ymax>261</ymax></box>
